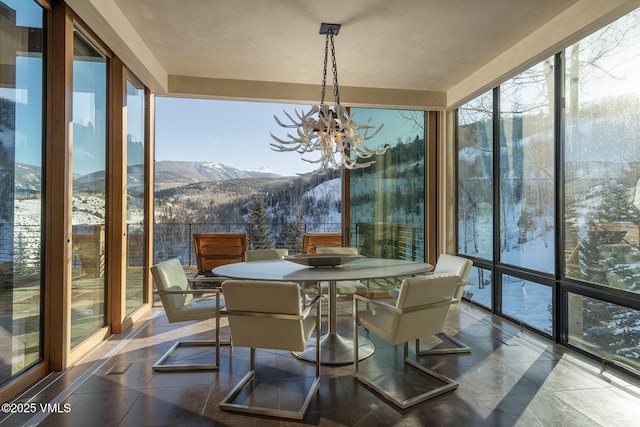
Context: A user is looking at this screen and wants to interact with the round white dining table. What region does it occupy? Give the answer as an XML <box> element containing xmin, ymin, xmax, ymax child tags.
<box><xmin>213</xmin><ymin>257</ymin><xmax>432</xmax><ymax>365</ymax></box>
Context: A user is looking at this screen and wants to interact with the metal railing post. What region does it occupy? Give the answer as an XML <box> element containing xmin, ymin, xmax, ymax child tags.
<box><xmin>188</xmin><ymin>223</ymin><xmax>193</xmax><ymax>266</ymax></box>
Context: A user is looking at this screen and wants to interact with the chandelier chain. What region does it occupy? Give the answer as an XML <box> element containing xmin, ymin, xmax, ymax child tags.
<box><xmin>270</xmin><ymin>23</ymin><xmax>387</xmax><ymax>174</ymax></box>
<box><xmin>320</xmin><ymin>35</ymin><xmax>329</xmax><ymax>106</ymax></box>
<box><xmin>330</xmin><ymin>34</ymin><xmax>340</xmax><ymax>105</ymax></box>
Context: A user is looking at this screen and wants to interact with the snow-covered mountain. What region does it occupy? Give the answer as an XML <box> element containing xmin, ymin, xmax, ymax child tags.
<box><xmin>13</xmin><ymin>163</ymin><xmax>41</xmax><ymax>195</ymax></box>
<box><xmin>154</xmin><ymin>161</ymin><xmax>281</xmax><ymax>190</ymax></box>
<box><xmin>10</xmin><ymin>160</ymin><xmax>282</xmax><ymax>193</ymax></box>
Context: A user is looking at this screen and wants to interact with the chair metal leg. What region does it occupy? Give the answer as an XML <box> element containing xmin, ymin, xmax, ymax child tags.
<box><xmin>219</xmin><ymin>367</ymin><xmax>320</xmax><ymax>420</ymax></box>
<box><xmin>152</xmin><ymin>340</ymin><xmax>220</xmax><ymax>371</ymax></box>
<box><xmin>152</xmin><ymin>315</ymin><xmax>230</xmax><ymax>371</ymax></box>
<box><xmin>415</xmin><ymin>332</ymin><xmax>472</xmax><ymax>355</ymax></box>
<box><xmin>354</xmin><ymin>341</ymin><xmax>459</xmax><ymax>409</ymax></box>
<box><xmin>219</xmin><ymin>302</ymin><xmax>321</xmax><ymax>420</ymax></box>
<box><xmin>354</xmin><ymin>296</ymin><xmax>458</xmax><ymax>411</ymax></box>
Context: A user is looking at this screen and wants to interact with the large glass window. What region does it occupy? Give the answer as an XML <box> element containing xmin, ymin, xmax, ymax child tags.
<box><xmin>568</xmin><ymin>293</ymin><xmax>640</xmax><ymax>371</ymax></box>
<box><xmin>499</xmin><ymin>61</ymin><xmax>555</xmax><ymax>273</ymax></box>
<box><xmin>125</xmin><ymin>74</ymin><xmax>145</xmax><ymax>315</ymax></box>
<box><xmin>349</xmin><ymin>109</ymin><xmax>425</xmax><ymax>262</ymax></box>
<box><xmin>455</xmin><ymin>7</ymin><xmax>640</xmax><ymax>365</ymax></box>
<box><xmin>457</xmin><ymin>91</ymin><xmax>493</xmax><ymax>260</ymax></box>
<box><xmin>71</xmin><ymin>28</ymin><xmax>107</xmax><ymax>347</ymax></box>
<box><xmin>153</xmin><ymin>99</ymin><xmax>341</xmax><ymax>264</ymax></box>
<box><xmin>462</xmin><ymin>266</ymin><xmax>492</xmax><ymax>309</ymax></box>
<box><xmin>502</xmin><ymin>274</ymin><xmax>552</xmax><ymax>334</ymax></box>
<box><xmin>0</xmin><ymin>0</ymin><xmax>44</xmax><ymax>384</ymax></box>
<box><xmin>564</xmin><ymin>9</ymin><xmax>640</xmax><ymax>294</ymax></box>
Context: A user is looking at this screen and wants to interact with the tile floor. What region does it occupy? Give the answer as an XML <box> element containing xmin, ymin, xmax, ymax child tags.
<box><xmin>3</xmin><ymin>299</ymin><xmax>640</xmax><ymax>426</ymax></box>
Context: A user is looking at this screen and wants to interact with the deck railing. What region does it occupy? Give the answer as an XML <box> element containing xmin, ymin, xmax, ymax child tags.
<box><xmin>0</xmin><ymin>221</ymin><xmax>425</xmax><ymax>280</ymax></box>
<box><xmin>154</xmin><ymin>221</ymin><xmax>425</xmax><ymax>266</ymax></box>
<box><xmin>153</xmin><ymin>222</ymin><xmax>342</xmax><ymax>266</ymax></box>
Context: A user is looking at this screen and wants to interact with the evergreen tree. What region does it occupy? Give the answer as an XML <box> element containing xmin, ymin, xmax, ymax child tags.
<box><xmin>247</xmin><ymin>193</ymin><xmax>272</xmax><ymax>249</ymax></box>
<box><xmin>279</xmin><ymin>210</ymin><xmax>305</xmax><ymax>253</ymax></box>
<box><xmin>579</xmin><ymin>177</ymin><xmax>640</xmax><ymax>362</ymax></box>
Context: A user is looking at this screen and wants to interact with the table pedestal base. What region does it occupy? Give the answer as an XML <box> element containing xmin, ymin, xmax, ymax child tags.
<box><xmin>293</xmin><ymin>333</ymin><xmax>375</xmax><ymax>365</ymax></box>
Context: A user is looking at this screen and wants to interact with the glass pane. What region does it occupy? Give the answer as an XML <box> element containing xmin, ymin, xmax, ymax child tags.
<box><xmin>0</xmin><ymin>0</ymin><xmax>43</xmax><ymax>384</ymax></box>
<box><xmin>499</xmin><ymin>60</ymin><xmax>555</xmax><ymax>272</ymax></box>
<box><xmin>568</xmin><ymin>293</ymin><xmax>640</xmax><ymax>371</ymax></box>
<box><xmin>502</xmin><ymin>274</ymin><xmax>552</xmax><ymax>334</ymax></box>
<box><xmin>564</xmin><ymin>9</ymin><xmax>640</xmax><ymax>294</ymax></box>
<box><xmin>350</xmin><ymin>109</ymin><xmax>425</xmax><ymax>262</ymax></box>
<box><xmin>462</xmin><ymin>266</ymin><xmax>492</xmax><ymax>309</ymax></box>
<box><xmin>153</xmin><ymin>98</ymin><xmax>341</xmax><ymax>264</ymax></box>
<box><xmin>71</xmin><ymin>29</ymin><xmax>107</xmax><ymax>347</ymax></box>
<box><xmin>125</xmin><ymin>75</ymin><xmax>145</xmax><ymax>315</ymax></box>
<box><xmin>457</xmin><ymin>91</ymin><xmax>493</xmax><ymax>260</ymax></box>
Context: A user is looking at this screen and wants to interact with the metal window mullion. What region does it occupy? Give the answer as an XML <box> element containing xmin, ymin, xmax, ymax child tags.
<box><xmin>554</xmin><ymin>51</ymin><xmax>565</xmax><ymax>344</ymax></box>
<box><xmin>492</xmin><ymin>86</ymin><xmax>501</xmax><ymax>316</ymax></box>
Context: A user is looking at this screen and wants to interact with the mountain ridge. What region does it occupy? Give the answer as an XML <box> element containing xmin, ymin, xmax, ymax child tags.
<box><xmin>154</xmin><ymin>160</ymin><xmax>282</xmax><ymax>190</ymax></box>
<box><xmin>12</xmin><ymin>160</ymin><xmax>284</xmax><ymax>194</ymax></box>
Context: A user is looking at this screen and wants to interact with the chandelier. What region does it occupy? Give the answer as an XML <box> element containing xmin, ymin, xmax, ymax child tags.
<box><xmin>270</xmin><ymin>23</ymin><xmax>387</xmax><ymax>174</ymax></box>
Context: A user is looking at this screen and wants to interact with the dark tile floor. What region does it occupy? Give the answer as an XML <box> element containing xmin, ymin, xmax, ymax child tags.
<box><xmin>4</xmin><ymin>299</ymin><xmax>640</xmax><ymax>426</ymax></box>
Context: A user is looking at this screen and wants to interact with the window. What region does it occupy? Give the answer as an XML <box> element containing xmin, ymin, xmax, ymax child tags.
<box><xmin>502</xmin><ymin>274</ymin><xmax>552</xmax><ymax>334</ymax></box>
<box><xmin>125</xmin><ymin>74</ymin><xmax>145</xmax><ymax>315</ymax></box>
<box><xmin>71</xmin><ymin>28</ymin><xmax>107</xmax><ymax>347</ymax></box>
<box><xmin>456</xmin><ymin>7</ymin><xmax>640</xmax><ymax>366</ymax></box>
<box><xmin>349</xmin><ymin>109</ymin><xmax>425</xmax><ymax>262</ymax></box>
<box><xmin>564</xmin><ymin>9</ymin><xmax>640</xmax><ymax>294</ymax></box>
<box><xmin>499</xmin><ymin>61</ymin><xmax>555</xmax><ymax>273</ymax></box>
<box><xmin>457</xmin><ymin>90</ymin><xmax>493</xmax><ymax>260</ymax></box>
<box><xmin>568</xmin><ymin>293</ymin><xmax>639</xmax><ymax>371</ymax></box>
<box><xmin>463</xmin><ymin>266</ymin><xmax>492</xmax><ymax>309</ymax></box>
<box><xmin>0</xmin><ymin>0</ymin><xmax>44</xmax><ymax>383</ymax></box>
<box><xmin>153</xmin><ymin>98</ymin><xmax>341</xmax><ymax>262</ymax></box>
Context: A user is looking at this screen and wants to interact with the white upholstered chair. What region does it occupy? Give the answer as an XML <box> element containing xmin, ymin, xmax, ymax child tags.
<box><xmin>316</xmin><ymin>246</ymin><xmax>368</xmax><ymax>295</ymax></box>
<box><xmin>150</xmin><ymin>258</ymin><xmax>226</xmax><ymax>371</ymax></box>
<box><xmin>432</xmin><ymin>254</ymin><xmax>473</xmax><ymax>310</ymax></box>
<box><xmin>353</xmin><ymin>273</ymin><xmax>461</xmax><ymax>409</ymax></box>
<box><xmin>244</xmin><ymin>248</ymin><xmax>288</xmax><ymax>261</ymax></box>
<box><xmin>389</xmin><ymin>253</ymin><xmax>473</xmax><ymax>355</ymax></box>
<box><xmin>389</xmin><ymin>254</ymin><xmax>472</xmax><ymax>300</ymax></box>
<box><xmin>219</xmin><ymin>280</ymin><xmax>321</xmax><ymax>420</ymax></box>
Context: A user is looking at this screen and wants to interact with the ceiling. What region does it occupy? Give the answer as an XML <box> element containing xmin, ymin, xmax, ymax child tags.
<box><xmin>68</xmin><ymin>0</ymin><xmax>633</xmax><ymax>108</ymax></box>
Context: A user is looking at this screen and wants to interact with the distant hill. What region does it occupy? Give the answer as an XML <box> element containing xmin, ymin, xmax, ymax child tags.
<box><xmin>14</xmin><ymin>163</ymin><xmax>42</xmax><ymax>195</ymax></box>
<box><xmin>154</xmin><ymin>169</ymin><xmax>340</xmax><ymax>222</ymax></box>
<box><xmin>13</xmin><ymin>160</ymin><xmax>282</xmax><ymax>194</ymax></box>
<box><xmin>154</xmin><ymin>161</ymin><xmax>281</xmax><ymax>190</ymax></box>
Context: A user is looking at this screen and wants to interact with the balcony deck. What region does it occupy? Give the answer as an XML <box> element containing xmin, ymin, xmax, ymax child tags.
<box><xmin>5</xmin><ymin>299</ymin><xmax>640</xmax><ymax>426</ymax></box>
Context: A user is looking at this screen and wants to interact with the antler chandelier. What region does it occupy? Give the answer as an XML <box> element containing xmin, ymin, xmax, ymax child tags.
<box><xmin>270</xmin><ymin>23</ymin><xmax>387</xmax><ymax>174</ymax></box>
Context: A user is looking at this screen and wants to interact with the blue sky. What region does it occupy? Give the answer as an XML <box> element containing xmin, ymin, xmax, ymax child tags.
<box><xmin>155</xmin><ymin>98</ymin><xmax>318</xmax><ymax>175</ymax></box>
<box><xmin>155</xmin><ymin>98</ymin><xmax>419</xmax><ymax>176</ymax></box>
<box><xmin>5</xmin><ymin>1</ymin><xmax>43</xmax><ymax>169</ymax></box>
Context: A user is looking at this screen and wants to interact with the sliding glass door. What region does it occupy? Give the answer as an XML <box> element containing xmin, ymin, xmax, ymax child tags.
<box><xmin>0</xmin><ymin>0</ymin><xmax>44</xmax><ymax>383</ymax></box>
<box><xmin>71</xmin><ymin>28</ymin><xmax>107</xmax><ymax>347</ymax></box>
<box><xmin>125</xmin><ymin>73</ymin><xmax>146</xmax><ymax>315</ymax></box>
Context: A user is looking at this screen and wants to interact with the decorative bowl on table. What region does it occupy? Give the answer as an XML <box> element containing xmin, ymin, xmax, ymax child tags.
<box><xmin>284</xmin><ymin>254</ymin><xmax>363</xmax><ymax>267</ymax></box>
